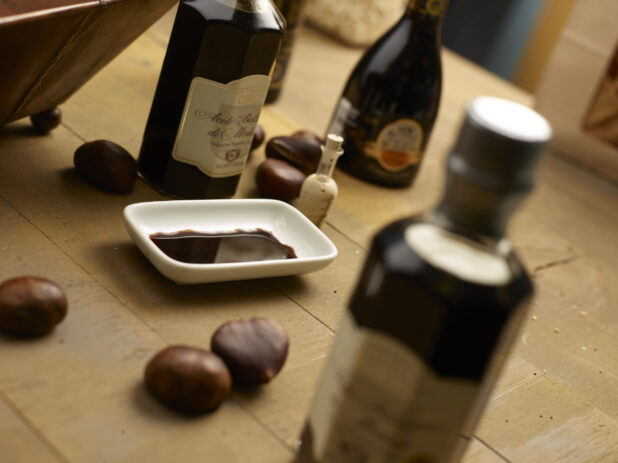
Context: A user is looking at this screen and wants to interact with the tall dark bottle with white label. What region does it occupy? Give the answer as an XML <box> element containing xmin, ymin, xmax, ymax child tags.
<box><xmin>137</xmin><ymin>0</ymin><xmax>284</xmax><ymax>199</ymax></box>
<box><xmin>328</xmin><ymin>0</ymin><xmax>447</xmax><ymax>187</ymax></box>
<box><xmin>296</xmin><ymin>97</ymin><xmax>552</xmax><ymax>463</ymax></box>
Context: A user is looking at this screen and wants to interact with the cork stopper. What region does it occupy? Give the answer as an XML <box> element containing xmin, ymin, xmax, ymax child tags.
<box><xmin>317</xmin><ymin>134</ymin><xmax>344</xmax><ymax>177</ymax></box>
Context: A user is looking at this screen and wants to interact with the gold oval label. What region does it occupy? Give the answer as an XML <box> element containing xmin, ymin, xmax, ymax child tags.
<box><xmin>375</xmin><ymin>119</ymin><xmax>423</xmax><ymax>172</ymax></box>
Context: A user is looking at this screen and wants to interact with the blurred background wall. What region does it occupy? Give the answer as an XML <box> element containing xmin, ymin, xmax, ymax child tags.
<box><xmin>442</xmin><ymin>0</ymin><xmax>577</xmax><ymax>92</ymax></box>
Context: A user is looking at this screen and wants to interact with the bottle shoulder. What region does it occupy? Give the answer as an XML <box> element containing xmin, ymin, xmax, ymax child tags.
<box><xmin>182</xmin><ymin>0</ymin><xmax>285</xmax><ymax>32</ymax></box>
<box><xmin>341</xmin><ymin>17</ymin><xmax>442</xmax><ymax>109</ymax></box>
<box><xmin>372</xmin><ymin>216</ymin><xmax>532</xmax><ymax>291</ymax></box>
<box><xmin>348</xmin><ymin>216</ymin><xmax>533</xmax><ymax>380</ymax></box>
<box><xmin>354</xmin><ymin>16</ymin><xmax>441</xmax><ymax>70</ymax></box>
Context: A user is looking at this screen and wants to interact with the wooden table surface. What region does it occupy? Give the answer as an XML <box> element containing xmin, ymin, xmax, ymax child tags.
<box><xmin>1</xmin><ymin>9</ymin><xmax>617</xmax><ymax>463</ymax></box>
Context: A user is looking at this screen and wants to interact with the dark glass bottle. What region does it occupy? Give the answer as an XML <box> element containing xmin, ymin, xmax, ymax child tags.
<box><xmin>296</xmin><ymin>97</ymin><xmax>553</xmax><ymax>463</ymax></box>
<box><xmin>137</xmin><ymin>0</ymin><xmax>284</xmax><ymax>199</ymax></box>
<box><xmin>265</xmin><ymin>0</ymin><xmax>306</xmax><ymax>104</ymax></box>
<box><xmin>328</xmin><ymin>0</ymin><xmax>448</xmax><ymax>187</ymax></box>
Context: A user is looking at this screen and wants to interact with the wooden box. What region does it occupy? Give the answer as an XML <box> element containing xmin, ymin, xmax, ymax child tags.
<box><xmin>0</xmin><ymin>0</ymin><xmax>177</xmax><ymax>125</ymax></box>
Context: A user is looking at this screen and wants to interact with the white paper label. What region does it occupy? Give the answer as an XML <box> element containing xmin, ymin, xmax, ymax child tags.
<box><xmin>172</xmin><ymin>75</ymin><xmax>270</xmax><ymax>178</ymax></box>
<box><xmin>405</xmin><ymin>223</ymin><xmax>511</xmax><ymax>286</ymax></box>
<box><xmin>309</xmin><ymin>313</ymin><xmax>478</xmax><ymax>463</ymax></box>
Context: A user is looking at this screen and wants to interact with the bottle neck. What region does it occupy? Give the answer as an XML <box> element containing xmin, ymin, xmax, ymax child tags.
<box><xmin>405</xmin><ymin>0</ymin><xmax>449</xmax><ymax>20</ymax></box>
<box><xmin>429</xmin><ymin>97</ymin><xmax>551</xmax><ymax>241</ymax></box>
<box><xmin>318</xmin><ymin>135</ymin><xmax>344</xmax><ymax>178</ymax></box>
<box><xmin>428</xmin><ymin>97</ymin><xmax>550</xmax><ymax>243</ymax></box>
<box><xmin>316</xmin><ymin>160</ymin><xmax>332</xmax><ymax>177</ymax></box>
<box><xmin>432</xmin><ymin>167</ymin><xmax>532</xmax><ymax>241</ymax></box>
<box><xmin>316</xmin><ymin>151</ymin><xmax>342</xmax><ymax>178</ymax></box>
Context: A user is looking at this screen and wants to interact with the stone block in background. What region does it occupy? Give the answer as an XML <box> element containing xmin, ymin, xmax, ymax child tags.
<box><xmin>305</xmin><ymin>0</ymin><xmax>406</xmax><ymax>47</ymax></box>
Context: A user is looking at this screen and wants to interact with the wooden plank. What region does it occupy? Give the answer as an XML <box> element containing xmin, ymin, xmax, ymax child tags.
<box><xmin>141</xmin><ymin>2</ymin><xmax>176</xmax><ymax>48</ymax></box>
<box><xmin>476</xmin><ymin>356</ymin><xmax>618</xmax><ymax>462</ymax></box>
<box><xmin>0</xmin><ymin>118</ymin><xmax>340</xmax><ymax>449</ymax></box>
<box><xmin>0</xmin><ymin>9</ymin><xmax>360</xmax><ymax>447</ymax></box>
<box><xmin>1</xmin><ymin>9</ymin><xmax>617</xmax><ymax>462</ymax></box>
<box><xmin>275</xmin><ymin>20</ymin><xmax>618</xmax><ymax>463</ymax></box>
<box><xmin>530</xmin><ymin>155</ymin><xmax>618</xmax><ymax>275</ymax></box>
<box><xmin>461</xmin><ymin>438</ymin><xmax>509</xmax><ymax>463</ymax></box>
<box><xmin>0</xmin><ymin>129</ymin><xmax>293</xmax><ymax>462</ymax></box>
<box><xmin>515</xmin><ymin>258</ymin><xmax>618</xmax><ymax>418</ymax></box>
<box><xmin>0</xmin><ymin>24</ymin><xmax>366</xmax><ymax>448</ymax></box>
<box><xmin>0</xmin><ymin>393</ymin><xmax>63</xmax><ymax>463</ymax></box>
<box><xmin>63</xmin><ymin>20</ymin><xmax>618</xmax><ymax>459</ymax></box>
<box><xmin>251</xmin><ymin>108</ymin><xmax>618</xmax><ymax>458</ymax></box>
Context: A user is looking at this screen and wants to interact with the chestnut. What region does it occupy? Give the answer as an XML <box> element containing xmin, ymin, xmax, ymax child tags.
<box><xmin>0</xmin><ymin>276</ymin><xmax>68</xmax><ymax>336</ymax></box>
<box><xmin>74</xmin><ymin>140</ymin><xmax>137</xmax><ymax>194</ymax></box>
<box><xmin>144</xmin><ymin>345</ymin><xmax>232</xmax><ymax>414</ymax></box>
<box><xmin>211</xmin><ymin>317</ymin><xmax>289</xmax><ymax>385</ymax></box>
<box><xmin>250</xmin><ymin>124</ymin><xmax>266</xmax><ymax>152</ymax></box>
<box><xmin>291</xmin><ymin>129</ymin><xmax>324</xmax><ymax>145</ymax></box>
<box><xmin>30</xmin><ymin>107</ymin><xmax>62</xmax><ymax>133</ymax></box>
<box><xmin>265</xmin><ymin>135</ymin><xmax>323</xmax><ymax>175</ymax></box>
<box><xmin>256</xmin><ymin>158</ymin><xmax>306</xmax><ymax>202</ymax></box>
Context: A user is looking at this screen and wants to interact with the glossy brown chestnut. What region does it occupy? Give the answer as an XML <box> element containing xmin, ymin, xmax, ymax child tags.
<box><xmin>0</xmin><ymin>276</ymin><xmax>68</xmax><ymax>336</ymax></box>
<box><xmin>291</xmin><ymin>129</ymin><xmax>324</xmax><ymax>145</ymax></box>
<box><xmin>30</xmin><ymin>107</ymin><xmax>62</xmax><ymax>133</ymax></box>
<box><xmin>256</xmin><ymin>158</ymin><xmax>306</xmax><ymax>202</ymax></box>
<box><xmin>251</xmin><ymin>124</ymin><xmax>266</xmax><ymax>152</ymax></box>
<box><xmin>74</xmin><ymin>140</ymin><xmax>137</xmax><ymax>194</ymax></box>
<box><xmin>265</xmin><ymin>135</ymin><xmax>323</xmax><ymax>175</ymax></box>
<box><xmin>211</xmin><ymin>317</ymin><xmax>289</xmax><ymax>385</ymax></box>
<box><xmin>144</xmin><ymin>345</ymin><xmax>232</xmax><ymax>414</ymax></box>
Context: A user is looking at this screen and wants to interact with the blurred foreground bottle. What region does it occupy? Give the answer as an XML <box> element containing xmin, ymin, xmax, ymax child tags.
<box><xmin>137</xmin><ymin>0</ymin><xmax>284</xmax><ymax>199</ymax></box>
<box><xmin>328</xmin><ymin>0</ymin><xmax>448</xmax><ymax>187</ymax></box>
<box><xmin>266</xmin><ymin>0</ymin><xmax>307</xmax><ymax>103</ymax></box>
<box><xmin>295</xmin><ymin>97</ymin><xmax>552</xmax><ymax>463</ymax></box>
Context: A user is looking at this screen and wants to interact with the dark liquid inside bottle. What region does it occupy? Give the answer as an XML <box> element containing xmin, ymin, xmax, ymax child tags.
<box><xmin>150</xmin><ymin>229</ymin><xmax>297</xmax><ymax>264</ymax></box>
<box><xmin>295</xmin><ymin>217</ymin><xmax>532</xmax><ymax>462</ymax></box>
<box><xmin>138</xmin><ymin>0</ymin><xmax>284</xmax><ymax>199</ymax></box>
<box><xmin>350</xmin><ymin>218</ymin><xmax>532</xmax><ymax>378</ymax></box>
<box><xmin>330</xmin><ymin>6</ymin><xmax>443</xmax><ymax>187</ymax></box>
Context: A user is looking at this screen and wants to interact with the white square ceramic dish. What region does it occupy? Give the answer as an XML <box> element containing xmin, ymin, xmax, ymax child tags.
<box><xmin>123</xmin><ymin>199</ymin><xmax>338</xmax><ymax>284</ymax></box>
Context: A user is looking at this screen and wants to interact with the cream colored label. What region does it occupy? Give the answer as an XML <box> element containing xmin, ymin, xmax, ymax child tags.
<box><xmin>405</xmin><ymin>223</ymin><xmax>511</xmax><ymax>286</ymax></box>
<box><xmin>309</xmin><ymin>313</ymin><xmax>478</xmax><ymax>463</ymax></box>
<box><xmin>172</xmin><ymin>75</ymin><xmax>270</xmax><ymax>178</ymax></box>
<box><xmin>368</xmin><ymin>119</ymin><xmax>423</xmax><ymax>172</ymax></box>
<box><xmin>210</xmin><ymin>0</ymin><xmax>272</xmax><ymax>13</ymax></box>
